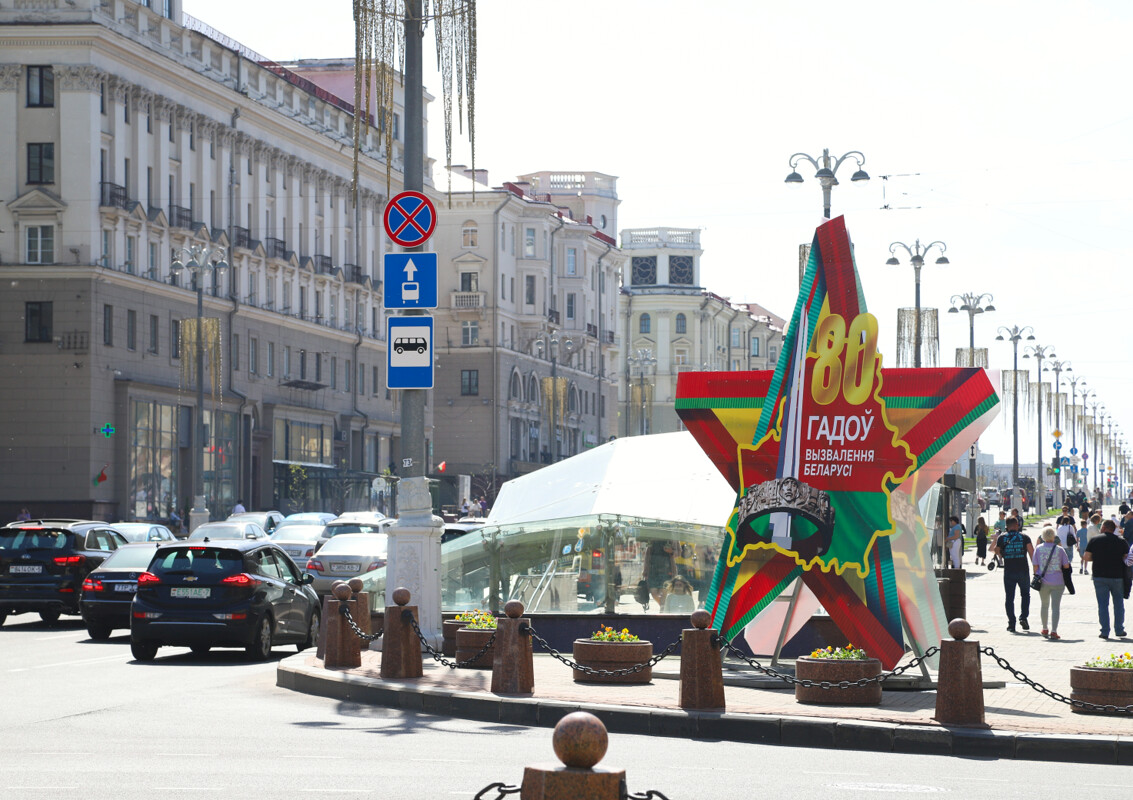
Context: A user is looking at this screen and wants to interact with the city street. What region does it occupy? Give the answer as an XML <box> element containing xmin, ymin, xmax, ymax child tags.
<box><xmin>3</xmin><ymin>615</ymin><xmax>1131</xmax><ymax>799</ymax></box>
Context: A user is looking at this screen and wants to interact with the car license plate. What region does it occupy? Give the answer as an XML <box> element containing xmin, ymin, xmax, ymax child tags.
<box><xmin>286</xmin><ymin>548</ymin><xmax>302</xmax><ymax>556</ymax></box>
<box><xmin>330</xmin><ymin>563</ymin><xmax>360</xmax><ymax>573</ymax></box>
<box><xmin>170</xmin><ymin>587</ymin><xmax>211</xmax><ymax>599</ymax></box>
<box><xmin>114</xmin><ymin>583</ymin><xmax>137</xmax><ymax>592</ymax></box>
<box><xmin>10</xmin><ymin>565</ymin><xmax>42</xmax><ymax>574</ymax></box>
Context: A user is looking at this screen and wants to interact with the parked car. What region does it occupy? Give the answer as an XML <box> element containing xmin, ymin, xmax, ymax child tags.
<box><xmin>80</xmin><ymin>542</ymin><xmax>163</xmax><ymax>640</ymax></box>
<box><xmin>0</xmin><ymin>521</ymin><xmax>128</xmax><ymax>625</ymax></box>
<box><xmin>226</xmin><ymin>510</ymin><xmax>284</xmax><ymax>534</ymax></box>
<box><xmin>305</xmin><ymin>533</ymin><xmax>389</xmax><ymax>596</ymax></box>
<box><xmin>130</xmin><ymin>539</ymin><xmax>320</xmax><ymax>661</ymax></box>
<box><xmin>981</xmin><ymin>487</ymin><xmax>1001</xmax><ymax>507</ymax></box>
<box><xmin>276</xmin><ymin>512</ymin><xmax>336</xmax><ymax>530</ymax></box>
<box><xmin>442</xmin><ymin>520</ymin><xmax>484</xmax><ymax>544</ymax></box>
<box><xmin>111</xmin><ymin>522</ymin><xmax>177</xmax><ymax>543</ymax></box>
<box><xmin>187</xmin><ymin>521</ymin><xmax>269</xmax><ymax>541</ymax></box>
<box><xmin>268</xmin><ymin>524</ymin><xmax>326</xmax><ymax>567</ymax></box>
<box><xmin>315</xmin><ymin>515</ymin><xmax>394</xmax><ymax>553</ymax></box>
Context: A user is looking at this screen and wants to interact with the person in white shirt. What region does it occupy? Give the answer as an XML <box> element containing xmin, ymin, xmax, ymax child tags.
<box><xmin>232</xmin><ymin>500</ymin><xmax>246</xmax><ymax>514</ymax></box>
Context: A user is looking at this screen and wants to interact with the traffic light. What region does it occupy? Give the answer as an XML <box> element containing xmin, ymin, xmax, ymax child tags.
<box><xmin>1051</xmin><ymin>456</ymin><xmax>1061</xmax><ymax>476</ymax></box>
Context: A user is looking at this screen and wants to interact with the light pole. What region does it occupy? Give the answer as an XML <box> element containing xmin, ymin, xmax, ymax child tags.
<box><xmin>948</xmin><ymin>292</ymin><xmax>994</xmax><ymax>531</ymax></box>
<box><xmin>1023</xmin><ymin>343</ymin><xmax>1055</xmax><ymax>514</ymax></box>
<box><xmin>888</xmin><ymin>240</ymin><xmax>949</xmax><ymax>368</ymax></box>
<box><xmin>1075</xmin><ymin>384</ymin><xmax>1095</xmax><ymax>493</ymax></box>
<box><xmin>1087</xmin><ymin>401</ymin><xmax>1103</xmax><ymax>496</ymax></box>
<box><xmin>535</xmin><ymin>335</ymin><xmax>573</xmax><ymax>462</ymax></box>
<box><xmin>784</xmin><ymin>148</ymin><xmax>870</xmax><ymax>219</ymax></box>
<box><xmin>171</xmin><ymin>242</ymin><xmax>229</xmax><ymax>532</ymax></box>
<box><xmin>626</xmin><ymin>348</ymin><xmax>657</xmax><ymax>436</ymax></box>
<box><xmin>1045</xmin><ymin>359</ymin><xmax>1071</xmax><ymax>505</ymax></box>
<box><xmin>996</xmin><ymin>325</ymin><xmax>1035</xmax><ymax>510</ymax></box>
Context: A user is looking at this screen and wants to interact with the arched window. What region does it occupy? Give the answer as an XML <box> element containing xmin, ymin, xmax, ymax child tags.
<box><xmin>675</xmin><ymin>313</ymin><xmax>686</xmax><ymax>334</ymax></box>
<box><xmin>528</xmin><ymin>374</ymin><xmax>540</xmax><ymax>404</ymax></box>
<box><xmin>462</xmin><ymin>220</ymin><xmax>478</xmax><ymax>248</ymax></box>
<box><xmin>510</xmin><ymin>371</ymin><xmax>522</xmax><ymax>400</ymax></box>
<box><xmin>639</xmin><ymin>313</ymin><xmax>651</xmax><ymax>334</ymax></box>
<box><xmin>568</xmin><ymin>385</ymin><xmax>578</xmax><ymax>413</ymax></box>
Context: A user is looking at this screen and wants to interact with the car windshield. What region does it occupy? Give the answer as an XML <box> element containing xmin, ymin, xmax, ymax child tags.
<box><xmin>270</xmin><ymin>525</ymin><xmax>325</xmax><ymax>543</ymax></box>
<box><xmin>325</xmin><ymin>523</ymin><xmax>384</xmax><ymax>536</ymax></box>
<box><xmin>150</xmin><ymin>546</ymin><xmax>243</xmax><ymax>576</ymax></box>
<box><xmin>187</xmin><ymin>523</ymin><xmax>246</xmax><ymax>540</ymax></box>
<box><xmin>99</xmin><ymin>545</ymin><xmax>161</xmax><ymax>569</ymax></box>
<box><xmin>113</xmin><ymin>524</ymin><xmax>160</xmax><ymax>542</ymax></box>
<box><xmin>319</xmin><ymin>534</ymin><xmax>388</xmax><ymax>556</ymax></box>
<box><xmin>0</xmin><ymin>529</ymin><xmax>69</xmax><ymax>551</ymax></box>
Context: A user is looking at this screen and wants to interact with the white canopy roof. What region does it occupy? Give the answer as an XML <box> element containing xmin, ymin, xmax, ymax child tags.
<box><xmin>485</xmin><ymin>431</ymin><xmax>735</xmax><ymax>527</ymax></box>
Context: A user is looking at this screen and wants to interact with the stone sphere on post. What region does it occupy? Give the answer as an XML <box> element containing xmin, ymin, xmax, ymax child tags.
<box><xmin>392</xmin><ymin>587</ymin><xmax>411</xmax><ymax>606</ymax></box>
<box><xmin>690</xmin><ymin>609</ymin><xmax>711</xmax><ymax>630</ymax></box>
<box><xmin>504</xmin><ymin>600</ymin><xmax>524</xmax><ymax>619</ymax></box>
<box><xmin>552</xmin><ymin>711</ymin><xmax>608</xmax><ymax>769</ymax></box>
<box><xmin>347</xmin><ymin>578</ymin><xmax>365</xmax><ymax>594</ymax></box>
<box><xmin>948</xmin><ymin>618</ymin><xmax>971</xmax><ymax>641</ymax></box>
<box><xmin>332</xmin><ymin>582</ymin><xmax>353</xmax><ymax>601</ymax></box>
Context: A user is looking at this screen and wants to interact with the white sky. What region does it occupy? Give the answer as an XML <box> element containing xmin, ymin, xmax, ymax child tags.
<box><xmin>184</xmin><ymin>0</ymin><xmax>1133</xmax><ymax>484</ymax></box>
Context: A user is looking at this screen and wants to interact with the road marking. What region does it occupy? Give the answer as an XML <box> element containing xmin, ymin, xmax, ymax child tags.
<box><xmin>826</xmin><ymin>784</ymin><xmax>945</xmax><ymax>794</ymax></box>
<box><xmin>36</xmin><ymin>632</ymin><xmax>85</xmax><ymax>641</ymax></box>
<box><xmin>8</xmin><ymin>654</ymin><xmax>123</xmax><ymax>672</ymax></box>
<box><xmin>277</xmin><ymin>755</ymin><xmax>345</xmax><ymax>760</ymax></box>
<box><xmin>153</xmin><ymin>788</ymin><xmax>223</xmax><ymax>792</ymax></box>
<box><xmin>411</xmin><ymin>758</ymin><xmax>473</xmax><ymax>763</ymax></box>
<box><xmin>155</xmin><ymin>753</ymin><xmax>218</xmax><ymax>758</ymax></box>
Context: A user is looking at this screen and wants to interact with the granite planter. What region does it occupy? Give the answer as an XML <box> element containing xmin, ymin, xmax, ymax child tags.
<box><xmin>442</xmin><ymin>620</ymin><xmax>465</xmax><ymax>657</ymax></box>
<box><xmin>455</xmin><ymin>626</ymin><xmax>495</xmax><ymax>669</ymax></box>
<box><xmin>794</xmin><ymin>656</ymin><xmax>883</xmax><ymax>705</ymax></box>
<box><xmin>1069</xmin><ymin>666</ymin><xmax>1133</xmax><ymax>714</ymax></box>
<box><xmin>571</xmin><ymin>639</ymin><xmax>653</xmax><ymax>684</ymax></box>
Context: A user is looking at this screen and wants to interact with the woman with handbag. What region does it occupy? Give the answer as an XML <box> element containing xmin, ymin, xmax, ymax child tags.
<box><xmin>1033</xmin><ymin>526</ymin><xmax>1070</xmax><ymax>639</ymax></box>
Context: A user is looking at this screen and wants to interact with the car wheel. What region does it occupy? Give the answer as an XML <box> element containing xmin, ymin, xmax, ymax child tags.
<box><xmin>190</xmin><ymin>644</ymin><xmax>211</xmax><ymax>656</ymax></box>
<box><xmin>39</xmin><ymin>610</ymin><xmax>60</xmax><ymax>625</ymax></box>
<box><xmin>87</xmin><ymin>623</ymin><xmax>113</xmax><ymax>641</ymax></box>
<box><xmin>298</xmin><ymin>609</ymin><xmax>320</xmax><ymax>652</ymax></box>
<box><xmin>247</xmin><ymin>615</ymin><xmax>274</xmax><ymax>661</ymax></box>
<box><xmin>131</xmin><ymin>638</ymin><xmax>158</xmax><ymax>662</ymax></box>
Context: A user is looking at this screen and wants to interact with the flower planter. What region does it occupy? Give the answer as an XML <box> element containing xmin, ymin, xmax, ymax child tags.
<box><xmin>1069</xmin><ymin>667</ymin><xmax>1133</xmax><ymax>714</ymax></box>
<box><xmin>572</xmin><ymin>639</ymin><xmax>653</xmax><ymax>684</ymax></box>
<box><xmin>455</xmin><ymin>626</ymin><xmax>495</xmax><ymax>669</ymax></box>
<box><xmin>442</xmin><ymin>620</ymin><xmax>465</xmax><ymax>657</ymax></box>
<box><xmin>794</xmin><ymin>657</ymin><xmax>883</xmax><ymax>705</ymax></box>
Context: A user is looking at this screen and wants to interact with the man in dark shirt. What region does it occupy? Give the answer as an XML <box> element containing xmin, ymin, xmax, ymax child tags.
<box><xmin>994</xmin><ymin>516</ymin><xmax>1034</xmax><ymax>633</ymax></box>
<box><xmin>1083</xmin><ymin>519</ymin><xmax>1131</xmax><ymax>639</ymax></box>
<box><xmin>1119</xmin><ymin>504</ymin><xmax>1133</xmax><ymax>546</ymax></box>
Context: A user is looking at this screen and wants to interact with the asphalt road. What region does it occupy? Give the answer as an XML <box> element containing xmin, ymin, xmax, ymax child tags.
<box><xmin>2</xmin><ymin>615</ymin><xmax>1129</xmax><ymax>799</ymax></box>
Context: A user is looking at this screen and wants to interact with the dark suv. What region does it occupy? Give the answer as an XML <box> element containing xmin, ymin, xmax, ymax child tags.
<box><xmin>0</xmin><ymin>520</ymin><xmax>128</xmax><ymax>625</ymax></box>
<box><xmin>130</xmin><ymin>540</ymin><xmax>320</xmax><ymax>662</ymax></box>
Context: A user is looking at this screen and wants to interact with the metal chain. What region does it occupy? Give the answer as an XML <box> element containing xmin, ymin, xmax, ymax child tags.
<box><xmin>407</xmin><ymin>613</ymin><xmax>497</xmax><ymax>669</ymax></box>
<box><xmin>472</xmin><ymin>782</ymin><xmax>521</xmax><ymax>800</ymax></box>
<box><xmin>339</xmin><ymin>604</ymin><xmax>384</xmax><ymax>642</ymax></box>
<box><xmin>625</xmin><ymin>791</ymin><xmax>673</xmax><ymax>800</ymax></box>
<box><xmin>979</xmin><ymin>645</ymin><xmax>1133</xmax><ymax>714</ymax></box>
<box><xmin>522</xmin><ymin>624</ymin><xmax>681</xmax><ymax>678</ymax></box>
<box><xmin>714</xmin><ymin>635</ymin><xmax>940</xmax><ymax>689</ymax></box>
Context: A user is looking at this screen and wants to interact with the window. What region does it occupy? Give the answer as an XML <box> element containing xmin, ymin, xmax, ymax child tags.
<box><xmin>126</xmin><ymin>310</ymin><xmax>136</xmax><ymax>351</ymax></box>
<box><xmin>25</xmin><ymin>225</ymin><xmax>54</xmax><ymax>264</ymax></box>
<box><xmin>103</xmin><ymin>305</ymin><xmax>114</xmax><ymax>346</ymax></box>
<box><xmin>232</xmin><ymin>334</ymin><xmax>240</xmax><ymax>371</ymax></box>
<box><xmin>24</xmin><ymin>301</ymin><xmax>53</xmax><ymax>342</ymax></box>
<box><xmin>344</xmin><ymin>359</ymin><xmax>351</xmax><ymax>392</ymax></box>
<box><xmin>524</xmin><ymin>275</ymin><xmax>535</xmax><ymax>305</ymax></box>
<box><xmin>149</xmin><ymin>315</ymin><xmax>159</xmax><ymax>354</ymax></box>
<box><xmin>27</xmin><ymin>143</ymin><xmax>54</xmax><ymax>184</ymax></box>
<box><xmin>750</xmin><ymin>337</ymin><xmax>760</xmax><ymax>357</ymax></box>
<box><xmin>27</xmin><ymin>66</ymin><xmax>54</xmax><ymax>107</ymax></box>
<box><xmin>314</xmin><ymin>352</ymin><xmax>321</xmax><ymax>382</ymax></box>
<box><xmin>299</xmin><ymin>349</ymin><xmax>306</xmax><ymax>379</ymax></box>
<box><xmin>101</xmin><ymin>230</ymin><xmax>111</xmax><ymax>268</ymax></box>
<box><xmin>330</xmin><ymin>356</ymin><xmax>337</xmax><ymax>389</ymax></box>
<box><xmin>566</xmin><ymin>293</ymin><xmax>576</xmax><ymax>321</ymax></box>
<box><xmin>631</xmin><ymin>256</ymin><xmax>657</xmax><ymax>285</ymax></box>
<box><xmin>675</xmin><ymin>349</ymin><xmax>689</xmax><ymax>366</ymax></box>
<box><xmin>566</xmin><ymin>248</ymin><xmax>577</xmax><ymax>275</ymax></box>
<box><xmin>639</xmin><ymin>313</ymin><xmax>651</xmax><ymax>334</ymax></box>
<box><xmin>461</xmin><ymin>369</ymin><xmax>479</xmax><ymax>396</ymax></box>
<box><xmin>769</xmin><ymin>347</ymin><xmax>777</xmax><ymax>362</ymax></box>
<box><xmin>524</xmin><ymin>227</ymin><xmax>536</xmax><ymax>257</ymax></box>
<box><xmin>462</xmin><ymin>222</ymin><xmax>478</xmax><ymax>248</ymax></box>
<box><xmin>372</xmin><ymin>366</ymin><xmax>379</xmax><ymax>396</ymax></box>
<box><xmin>283</xmin><ymin>346</ymin><xmax>291</xmax><ymax>377</ymax></box>
<box><xmin>126</xmin><ymin>236</ymin><xmax>136</xmax><ymax>274</ymax></box>
<box><xmin>393</xmin><ymin>112</ymin><xmax>400</xmax><ymax>140</ymax></box>
<box><xmin>460</xmin><ymin>271</ymin><xmax>479</xmax><ymax>292</ymax></box>
<box><xmin>358</xmin><ymin>363</ymin><xmax>364</xmax><ymax>395</ymax></box>
<box><xmin>248</xmin><ymin>337</ymin><xmax>258</xmax><ymax>375</ymax></box>
<box><xmin>461</xmin><ymin>320</ymin><xmax>479</xmax><ymax>346</ymax></box>
<box><xmin>171</xmin><ymin>319</ymin><xmax>182</xmax><ymax>358</ymax></box>
<box><xmin>731</xmin><ymin>328</ymin><xmax>741</xmax><ymax>348</ymax></box>
<box><xmin>676</xmin><ymin>313</ymin><xmax>687</xmax><ymax>334</ymax></box>
<box><xmin>148</xmin><ymin>242</ymin><xmax>157</xmax><ymax>277</ymax></box>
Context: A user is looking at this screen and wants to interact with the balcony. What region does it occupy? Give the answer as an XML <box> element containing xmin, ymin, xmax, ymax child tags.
<box><xmin>232</xmin><ymin>226</ymin><xmax>253</xmax><ymax>250</ymax></box>
<box><xmin>343</xmin><ymin>264</ymin><xmax>365</xmax><ymax>284</ymax></box>
<box><xmin>264</xmin><ymin>237</ymin><xmax>288</xmax><ymax>260</ymax></box>
<box><xmin>99</xmin><ymin>182</ymin><xmax>129</xmax><ymax>210</ymax></box>
<box><xmin>451</xmin><ymin>291</ymin><xmax>485</xmax><ymax>310</ymax></box>
<box><xmin>169</xmin><ymin>204</ymin><xmax>193</xmax><ymax>229</ymax></box>
<box><xmin>586</xmin><ymin>323</ymin><xmax>598</xmax><ymax>338</ymax></box>
<box><xmin>311</xmin><ymin>254</ymin><xmax>334</xmax><ymax>275</ymax></box>
<box><xmin>55</xmin><ymin>330</ymin><xmax>89</xmax><ymax>352</ymax></box>
<box><xmin>547</xmin><ymin>309</ymin><xmax>560</xmax><ymax>324</ymax></box>
<box><xmin>603</xmin><ymin>330</ymin><xmax>615</xmax><ymax>345</ymax></box>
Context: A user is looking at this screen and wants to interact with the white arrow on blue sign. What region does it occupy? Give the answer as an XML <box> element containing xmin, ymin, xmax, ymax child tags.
<box><xmin>1053</xmin><ymin>441</ymin><xmax>1062</xmax><ymax>450</ymax></box>
<box><xmin>384</xmin><ymin>253</ymin><xmax>438</xmax><ymax>309</ymax></box>
<box><xmin>1070</xmin><ymin>447</ymin><xmax>1078</xmax><ymax>455</ymax></box>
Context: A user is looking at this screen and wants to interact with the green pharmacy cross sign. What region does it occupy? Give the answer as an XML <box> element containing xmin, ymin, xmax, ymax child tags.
<box><xmin>100</xmin><ymin>424</ymin><xmax>116</xmax><ymax>438</ymax></box>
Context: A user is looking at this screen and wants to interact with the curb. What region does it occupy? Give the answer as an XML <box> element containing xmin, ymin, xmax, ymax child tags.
<box><xmin>276</xmin><ymin>654</ymin><xmax>1133</xmax><ymax>765</ymax></box>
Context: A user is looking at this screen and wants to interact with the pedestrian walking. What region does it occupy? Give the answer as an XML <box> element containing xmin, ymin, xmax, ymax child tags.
<box><xmin>995</xmin><ymin>516</ymin><xmax>1034</xmax><ymax>632</ymax></box>
<box><xmin>974</xmin><ymin>516</ymin><xmax>989</xmax><ymax>566</ymax></box>
<box><xmin>1032</xmin><ymin>526</ymin><xmax>1070</xmax><ymax>639</ymax></box>
<box><xmin>1056</xmin><ymin>514</ymin><xmax>1077</xmax><ymax>565</ymax></box>
<box><xmin>1083</xmin><ymin>519</ymin><xmax>1131</xmax><ymax>639</ymax></box>
<box><xmin>1077</xmin><ymin>516</ymin><xmax>1090</xmax><ymax>574</ymax></box>
<box><xmin>945</xmin><ymin>515</ymin><xmax>964</xmax><ymax>569</ymax></box>
<box><xmin>1120</xmin><ymin>504</ymin><xmax>1133</xmax><ymax>546</ymax></box>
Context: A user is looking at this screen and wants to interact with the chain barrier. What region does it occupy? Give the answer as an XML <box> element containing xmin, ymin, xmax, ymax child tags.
<box><xmin>979</xmin><ymin>645</ymin><xmax>1133</xmax><ymax>714</ymax></box>
<box><xmin>625</xmin><ymin>790</ymin><xmax>673</xmax><ymax>800</ymax></box>
<box><xmin>338</xmin><ymin>604</ymin><xmax>383</xmax><ymax>642</ymax></box>
<box><xmin>713</xmin><ymin>635</ymin><xmax>940</xmax><ymax>689</ymax></box>
<box><xmin>407</xmin><ymin>612</ymin><xmax>497</xmax><ymax>669</ymax></box>
<box><xmin>521</xmin><ymin>624</ymin><xmax>681</xmax><ymax>678</ymax></box>
<box><xmin>472</xmin><ymin>782</ymin><xmax>521</xmax><ymax>800</ymax></box>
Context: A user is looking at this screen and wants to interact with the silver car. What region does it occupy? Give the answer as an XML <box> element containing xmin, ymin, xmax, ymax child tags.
<box><xmin>305</xmin><ymin>533</ymin><xmax>388</xmax><ymax>596</ymax></box>
<box><xmin>226</xmin><ymin>510</ymin><xmax>284</xmax><ymax>534</ymax></box>
<box><xmin>268</xmin><ymin>523</ymin><xmax>326</xmax><ymax>568</ymax></box>
<box><xmin>187</xmin><ymin>521</ymin><xmax>268</xmax><ymax>541</ymax></box>
<box><xmin>276</xmin><ymin>512</ymin><xmax>336</xmax><ymax>530</ymax></box>
<box><xmin>111</xmin><ymin>523</ymin><xmax>177</xmax><ymax>543</ymax></box>
<box><xmin>315</xmin><ymin>515</ymin><xmax>394</xmax><ymax>553</ymax></box>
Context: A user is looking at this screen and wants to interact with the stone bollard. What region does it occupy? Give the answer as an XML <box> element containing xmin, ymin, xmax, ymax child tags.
<box><xmin>521</xmin><ymin>712</ymin><xmax>624</xmax><ymax>800</ymax></box>
<box><xmin>491</xmin><ymin>600</ymin><xmax>534</xmax><ymax>695</ymax></box>
<box><xmin>680</xmin><ymin>609</ymin><xmax>726</xmax><ymax>710</ymax></box>
<box><xmin>323</xmin><ymin>583</ymin><xmax>363</xmax><ymax>670</ymax></box>
<box><xmin>347</xmin><ymin>578</ymin><xmax>372</xmax><ymax>637</ymax></box>
<box><xmin>380</xmin><ymin>587</ymin><xmax>424</xmax><ymax>680</ymax></box>
<box><xmin>933</xmin><ymin>618</ymin><xmax>985</xmax><ymax>726</ymax></box>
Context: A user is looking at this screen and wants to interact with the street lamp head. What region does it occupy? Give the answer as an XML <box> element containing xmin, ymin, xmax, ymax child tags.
<box><xmin>935</xmin><ymin>256</ymin><xmax>950</xmax><ymax>265</ymax></box>
<box><xmin>995</xmin><ymin>334</ymin><xmax>1005</xmax><ymax>341</ymax></box>
<box><xmin>885</xmin><ymin>256</ymin><xmax>900</xmax><ymax>266</ymax></box>
<box><xmin>948</xmin><ymin>306</ymin><xmax>959</xmax><ymax>314</ymax></box>
<box><xmin>170</xmin><ymin>260</ymin><xmax>184</xmax><ymax>275</ymax></box>
<box><xmin>814</xmin><ymin>166</ymin><xmax>835</xmax><ymax>180</ymax></box>
<box><xmin>850</xmin><ymin>168</ymin><xmax>870</xmax><ymax>182</ymax></box>
<box><xmin>1026</xmin><ymin>334</ymin><xmax>1036</xmax><ymax>340</ymax></box>
<box><xmin>784</xmin><ymin>170</ymin><xmax>804</xmax><ymax>184</ymax></box>
<box><xmin>984</xmin><ymin>304</ymin><xmax>996</xmax><ymax>312</ymax></box>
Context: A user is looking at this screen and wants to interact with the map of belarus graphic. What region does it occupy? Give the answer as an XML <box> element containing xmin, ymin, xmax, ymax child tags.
<box><xmin>676</xmin><ymin>216</ymin><xmax>1000</xmax><ymax>668</ymax></box>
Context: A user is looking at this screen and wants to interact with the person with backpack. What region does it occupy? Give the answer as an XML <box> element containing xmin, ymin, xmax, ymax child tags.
<box><xmin>994</xmin><ymin>516</ymin><xmax>1035</xmax><ymax>632</ymax></box>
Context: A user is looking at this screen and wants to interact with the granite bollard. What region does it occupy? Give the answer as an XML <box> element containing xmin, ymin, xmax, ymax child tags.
<box><xmin>322</xmin><ymin>583</ymin><xmax>363</xmax><ymax>669</ymax></box>
<box><xmin>520</xmin><ymin>712</ymin><xmax>625</xmax><ymax>800</ymax></box>
<box><xmin>679</xmin><ymin>609</ymin><xmax>726</xmax><ymax>710</ymax></box>
<box><xmin>380</xmin><ymin>587</ymin><xmax>424</xmax><ymax>679</ymax></box>
<box><xmin>933</xmin><ymin>618</ymin><xmax>986</xmax><ymax>726</ymax></box>
<box><xmin>491</xmin><ymin>600</ymin><xmax>534</xmax><ymax>695</ymax></box>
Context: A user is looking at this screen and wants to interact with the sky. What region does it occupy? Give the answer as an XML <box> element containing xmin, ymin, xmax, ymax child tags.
<box><xmin>185</xmin><ymin>0</ymin><xmax>1133</xmax><ymax>484</ymax></box>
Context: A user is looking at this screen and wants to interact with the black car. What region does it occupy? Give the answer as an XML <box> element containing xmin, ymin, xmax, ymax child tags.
<box><xmin>0</xmin><ymin>521</ymin><xmax>128</xmax><ymax>625</ymax></box>
<box><xmin>130</xmin><ymin>540</ymin><xmax>320</xmax><ymax>662</ymax></box>
<box><xmin>80</xmin><ymin>542</ymin><xmax>163</xmax><ymax>640</ymax></box>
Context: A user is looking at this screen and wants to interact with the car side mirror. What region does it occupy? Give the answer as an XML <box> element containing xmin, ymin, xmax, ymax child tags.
<box><xmin>299</xmin><ymin>573</ymin><xmax>314</xmax><ymax>585</ymax></box>
<box><xmin>245</xmin><ymin>532</ymin><xmax>258</xmax><ymax>539</ymax></box>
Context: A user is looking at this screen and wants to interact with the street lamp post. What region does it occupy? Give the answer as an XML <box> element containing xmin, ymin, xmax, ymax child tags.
<box><xmin>948</xmin><ymin>292</ymin><xmax>994</xmax><ymax>532</ymax></box>
<box><xmin>536</xmin><ymin>335</ymin><xmax>574</xmax><ymax>462</ymax></box>
<box><xmin>1023</xmin><ymin>343</ymin><xmax>1055</xmax><ymax>514</ymax></box>
<box><xmin>784</xmin><ymin>148</ymin><xmax>870</xmax><ymax>219</ymax></box>
<box><xmin>887</xmin><ymin>240</ymin><xmax>949</xmax><ymax>368</ymax></box>
<box><xmin>1087</xmin><ymin>401</ymin><xmax>1103</xmax><ymax>496</ymax></box>
<box><xmin>170</xmin><ymin>242</ymin><xmax>229</xmax><ymax>533</ymax></box>
<box><xmin>1076</xmin><ymin>384</ymin><xmax>1095</xmax><ymax>493</ymax></box>
<box><xmin>996</xmin><ymin>325</ymin><xmax>1035</xmax><ymax>511</ymax></box>
<box><xmin>1046</xmin><ymin>359</ymin><xmax>1071</xmax><ymax>506</ymax></box>
<box><xmin>626</xmin><ymin>348</ymin><xmax>657</xmax><ymax>436</ymax></box>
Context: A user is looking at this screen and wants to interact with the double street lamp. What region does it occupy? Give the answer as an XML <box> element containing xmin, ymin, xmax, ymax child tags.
<box><xmin>626</xmin><ymin>348</ymin><xmax>657</xmax><ymax>436</ymax></box>
<box><xmin>948</xmin><ymin>292</ymin><xmax>994</xmax><ymax>528</ymax></box>
<box><xmin>995</xmin><ymin>325</ymin><xmax>1035</xmax><ymax>507</ymax></box>
<box><xmin>1022</xmin><ymin>343</ymin><xmax>1056</xmax><ymax>514</ymax></box>
<box><xmin>887</xmin><ymin>240</ymin><xmax>949</xmax><ymax>368</ymax></box>
<box><xmin>171</xmin><ymin>242</ymin><xmax>229</xmax><ymax>532</ymax></box>
<box><xmin>1045</xmin><ymin>359</ymin><xmax>1072</xmax><ymax>504</ymax></box>
<box><xmin>535</xmin><ymin>334</ymin><xmax>574</xmax><ymax>463</ymax></box>
<box><xmin>785</xmin><ymin>148</ymin><xmax>870</xmax><ymax>219</ymax></box>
